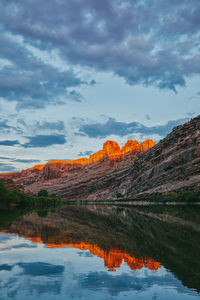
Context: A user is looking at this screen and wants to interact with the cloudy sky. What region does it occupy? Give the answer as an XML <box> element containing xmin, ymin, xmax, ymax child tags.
<box><xmin>0</xmin><ymin>0</ymin><xmax>200</xmax><ymax>172</ymax></box>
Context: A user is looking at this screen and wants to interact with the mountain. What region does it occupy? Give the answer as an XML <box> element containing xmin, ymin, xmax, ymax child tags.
<box><xmin>0</xmin><ymin>116</ymin><xmax>199</xmax><ymax>199</ymax></box>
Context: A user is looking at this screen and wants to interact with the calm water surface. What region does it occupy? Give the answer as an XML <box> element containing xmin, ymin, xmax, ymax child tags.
<box><xmin>0</xmin><ymin>204</ymin><xmax>200</xmax><ymax>299</ymax></box>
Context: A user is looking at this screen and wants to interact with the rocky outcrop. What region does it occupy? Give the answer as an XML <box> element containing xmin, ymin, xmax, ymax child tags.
<box><xmin>0</xmin><ymin>116</ymin><xmax>199</xmax><ymax>199</ymax></box>
<box><xmin>0</xmin><ymin>138</ymin><xmax>155</xmax><ymax>195</ymax></box>
<box><xmin>125</xmin><ymin>115</ymin><xmax>200</xmax><ymax>198</ymax></box>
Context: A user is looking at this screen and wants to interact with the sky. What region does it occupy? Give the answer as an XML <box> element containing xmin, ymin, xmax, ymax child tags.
<box><xmin>0</xmin><ymin>0</ymin><xmax>200</xmax><ymax>172</ymax></box>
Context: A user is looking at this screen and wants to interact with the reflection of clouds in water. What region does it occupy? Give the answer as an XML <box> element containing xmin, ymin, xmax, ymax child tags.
<box><xmin>0</xmin><ymin>233</ymin><xmax>42</xmax><ymax>252</ymax></box>
<box><xmin>0</xmin><ymin>234</ymin><xmax>13</xmax><ymax>242</ymax></box>
<box><xmin>0</xmin><ymin>262</ymin><xmax>65</xmax><ymax>298</ymax></box>
<box><xmin>78</xmin><ymin>251</ymin><xmax>93</xmax><ymax>258</ymax></box>
<box><xmin>18</xmin><ymin>262</ymin><xmax>64</xmax><ymax>277</ymax></box>
<box><xmin>0</xmin><ymin>233</ymin><xmax>200</xmax><ymax>300</ymax></box>
<box><xmin>0</xmin><ymin>243</ymin><xmax>37</xmax><ymax>251</ymax></box>
<box><xmin>152</xmin><ymin>293</ymin><xmax>159</xmax><ymax>300</ymax></box>
<box><xmin>75</xmin><ymin>271</ymin><xmax>191</xmax><ymax>297</ymax></box>
<box><xmin>0</xmin><ymin>264</ymin><xmax>14</xmax><ymax>271</ymax></box>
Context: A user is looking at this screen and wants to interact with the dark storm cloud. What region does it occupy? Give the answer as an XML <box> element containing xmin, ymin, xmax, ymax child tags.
<box><xmin>0</xmin><ymin>140</ymin><xmax>20</xmax><ymax>146</ymax></box>
<box><xmin>0</xmin><ymin>0</ymin><xmax>200</xmax><ymax>93</ymax></box>
<box><xmin>23</xmin><ymin>134</ymin><xmax>66</xmax><ymax>147</ymax></box>
<box><xmin>78</xmin><ymin>117</ymin><xmax>188</xmax><ymax>138</ymax></box>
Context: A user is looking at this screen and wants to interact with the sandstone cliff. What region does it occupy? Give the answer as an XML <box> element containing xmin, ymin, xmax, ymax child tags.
<box><xmin>0</xmin><ymin>116</ymin><xmax>199</xmax><ymax>199</ymax></box>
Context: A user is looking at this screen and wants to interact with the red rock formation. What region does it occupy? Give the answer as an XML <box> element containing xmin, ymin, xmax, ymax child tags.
<box><xmin>103</xmin><ymin>140</ymin><xmax>122</xmax><ymax>160</ymax></box>
<box><xmin>121</xmin><ymin>140</ymin><xmax>140</xmax><ymax>155</ymax></box>
<box><xmin>89</xmin><ymin>150</ymin><xmax>104</xmax><ymax>163</ymax></box>
<box><xmin>0</xmin><ymin>139</ymin><xmax>156</xmax><ymax>179</ymax></box>
<box><xmin>29</xmin><ymin>164</ymin><xmax>45</xmax><ymax>171</ymax></box>
<box><xmin>0</xmin><ymin>138</ymin><xmax>156</xmax><ymax>195</ymax></box>
<box><xmin>28</xmin><ymin>139</ymin><xmax>156</xmax><ymax>170</ymax></box>
<box><xmin>36</xmin><ymin>138</ymin><xmax>155</xmax><ymax>168</ymax></box>
<box><xmin>140</xmin><ymin>139</ymin><xmax>156</xmax><ymax>152</ymax></box>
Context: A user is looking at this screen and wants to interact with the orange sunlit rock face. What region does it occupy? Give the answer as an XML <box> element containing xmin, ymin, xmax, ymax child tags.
<box><xmin>29</xmin><ymin>164</ymin><xmax>45</xmax><ymax>170</ymax></box>
<box><xmin>29</xmin><ymin>139</ymin><xmax>156</xmax><ymax>170</ymax></box>
<box><xmin>121</xmin><ymin>140</ymin><xmax>140</xmax><ymax>155</ymax></box>
<box><xmin>27</xmin><ymin>238</ymin><xmax>161</xmax><ymax>272</ymax></box>
<box><xmin>103</xmin><ymin>140</ymin><xmax>122</xmax><ymax>159</ymax></box>
<box><xmin>140</xmin><ymin>139</ymin><xmax>156</xmax><ymax>152</ymax></box>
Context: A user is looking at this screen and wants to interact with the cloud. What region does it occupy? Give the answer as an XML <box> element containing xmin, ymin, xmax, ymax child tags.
<box><xmin>0</xmin><ymin>120</ymin><xmax>14</xmax><ymax>131</ymax></box>
<box><xmin>188</xmin><ymin>92</ymin><xmax>200</xmax><ymax>100</ymax></box>
<box><xmin>78</xmin><ymin>117</ymin><xmax>189</xmax><ymax>138</ymax></box>
<box><xmin>13</xmin><ymin>158</ymin><xmax>41</xmax><ymax>163</ymax></box>
<box><xmin>0</xmin><ymin>31</ymin><xmax>85</xmax><ymax>110</ymax></box>
<box><xmin>145</xmin><ymin>114</ymin><xmax>151</xmax><ymax>120</ymax></box>
<box><xmin>89</xmin><ymin>80</ymin><xmax>96</xmax><ymax>86</ymax></box>
<box><xmin>0</xmin><ymin>156</ymin><xmax>40</xmax><ymax>163</ymax></box>
<box><xmin>0</xmin><ymin>0</ymin><xmax>199</xmax><ymax>92</ymax></box>
<box><xmin>187</xmin><ymin>112</ymin><xmax>195</xmax><ymax>117</ymax></box>
<box><xmin>0</xmin><ymin>119</ymin><xmax>22</xmax><ymax>134</ymax></box>
<box><xmin>78</xmin><ymin>151</ymin><xmax>93</xmax><ymax>157</ymax></box>
<box><xmin>68</xmin><ymin>90</ymin><xmax>83</xmax><ymax>102</ymax></box>
<box><xmin>32</xmin><ymin>121</ymin><xmax>65</xmax><ymax>133</ymax></box>
<box><xmin>0</xmin><ymin>140</ymin><xmax>20</xmax><ymax>146</ymax></box>
<box><xmin>23</xmin><ymin>134</ymin><xmax>66</xmax><ymax>147</ymax></box>
<box><xmin>0</xmin><ymin>163</ymin><xmax>18</xmax><ymax>172</ymax></box>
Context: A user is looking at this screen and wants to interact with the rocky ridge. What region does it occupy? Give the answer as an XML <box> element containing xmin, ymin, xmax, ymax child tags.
<box><xmin>0</xmin><ymin>116</ymin><xmax>199</xmax><ymax>199</ymax></box>
<box><xmin>0</xmin><ymin>139</ymin><xmax>156</xmax><ymax>197</ymax></box>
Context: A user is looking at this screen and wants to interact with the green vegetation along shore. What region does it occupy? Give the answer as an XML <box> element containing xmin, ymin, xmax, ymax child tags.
<box><xmin>1</xmin><ymin>181</ymin><xmax>200</xmax><ymax>210</ymax></box>
<box><xmin>0</xmin><ymin>181</ymin><xmax>67</xmax><ymax>209</ymax></box>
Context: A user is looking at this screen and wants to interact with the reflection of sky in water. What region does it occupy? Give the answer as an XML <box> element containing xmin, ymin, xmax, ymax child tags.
<box><xmin>0</xmin><ymin>233</ymin><xmax>199</xmax><ymax>300</ymax></box>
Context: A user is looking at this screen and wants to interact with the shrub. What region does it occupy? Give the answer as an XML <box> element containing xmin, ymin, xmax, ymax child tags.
<box><xmin>116</xmin><ymin>192</ymin><xmax>123</xmax><ymax>198</ymax></box>
<box><xmin>38</xmin><ymin>190</ymin><xmax>48</xmax><ymax>197</ymax></box>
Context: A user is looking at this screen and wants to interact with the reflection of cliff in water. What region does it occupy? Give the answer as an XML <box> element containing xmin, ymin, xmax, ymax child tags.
<box><xmin>27</xmin><ymin>238</ymin><xmax>161</xmax><ymax>272</ymax></box>
<box><xmin>2</xmin><ymin>205</ymin><xmax>200</xmax><ymax>292</ymax></box>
